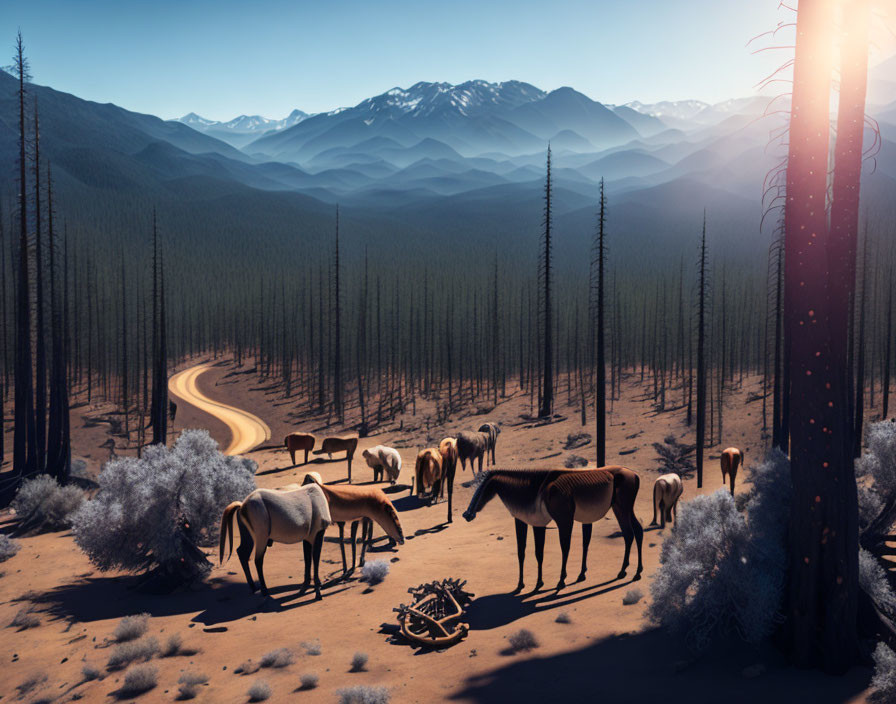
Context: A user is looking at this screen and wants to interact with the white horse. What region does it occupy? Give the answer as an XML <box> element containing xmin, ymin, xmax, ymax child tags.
<box><xmin>220</xmin><ymin>483</ymin><xmax>331</xmax><ymax>599</ymax></box>
<box><xmin>650</xmin><ymin>473</ymin><xmax>683</xmax><ymax>528</ymax></box>
<box><xmin>362</xmin><ymin>445</ymin><xmax>402</xmax><ymax>484</ymax></box>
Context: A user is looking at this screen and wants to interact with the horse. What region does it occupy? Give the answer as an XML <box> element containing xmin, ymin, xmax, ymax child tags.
<box><xmin>313</xmin><ymin>435</ymin><xmax>359</xmax><ymax>482</ymax></box>
<box><xmin>463</xmin><ymin>467</ymin><xmax>644</xmax><ymax>592</ymax></box>
<box><xmin>414</xmin><ymin>448</ymin><xmax>444</xmax><ymax>502</ymax></box>
<box><xmin>284</xmin><ymin>432</ymin><xmax>316</xmax><ymax>466</ymax></box>
<box><xmin>456</xmin><ymin>430</ymin><xmax>489</xmax><ymax>474</ymax></box>
<box><xmin>650</xmin><ymin>473</ymin><xmax>683</xmax><ymax>528</ymax></box>
<box><xmin>720</xmin><ymin>447</ymin><xmax>743</xmax><ymax>496</ymax></box>
<box><xmin>361</xmin><ymin>445</ymin><xmax>402</xmax><ymax>484</ymax></box>
<box><xmin>299</xmin><ymin>474</ymin><xmax>404</xmax><ymax>574</ymax></box>
<box><xmin>219</xmin><ymin>483</ymin><xmax>331</xmax><ymax>599</ymax></box>
<box><xmin>477</xmin><ymin>422</ymin><xmax>501</xmax><ymax>464</ymax></box>
<box><xmin>438</xmin><ymin>437</ymin><xmax>459</xmax><ymax>522</ymax></box>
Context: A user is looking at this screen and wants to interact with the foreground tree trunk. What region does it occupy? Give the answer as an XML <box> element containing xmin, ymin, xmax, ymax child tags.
<box><xmin>785</xmin><ymin>0</ymin><xmax>860</xmax><ymax>670</ymax></box>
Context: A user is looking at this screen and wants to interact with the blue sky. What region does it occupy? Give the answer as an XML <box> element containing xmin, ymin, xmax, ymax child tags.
<box><xmin>0</xmin><ymin>0</ymin><xmax>840</xmax><ymax>120</ymax></box>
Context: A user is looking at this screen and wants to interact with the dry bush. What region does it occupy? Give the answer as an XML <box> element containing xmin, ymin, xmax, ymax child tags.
<box><xmin>622</xmin><ymin>588</ymin><xmax>644</xmax><ymax>605</ymax></box>
<box><xmin>299</xmin><ymin>672</ymin><xmax>319</xmax><ymax>690</ymax></box>
<box><xmin>118</xmin><ymin>663</ymin><xmax>157</xmax><ymax>697</ymax></box>
<box><xmin>563</xmin><ymin>454</ymin><xmax>588</xmax><ymax>468</ymax></box>
<box><xmin>260</xmin><ymin>648</ymin><xmax>294</xmax><ymax>669</ymax></box>
<box><xmin>301</xmin><ymin>640</ymin><xmax>322</xmax><ymax>656</ymax></box>
<box><xmin>873</xmin><ymin>642</ymin><xmax>896</xmax><ymax>703</ymax></box>
<box><xmin>651</xmin><ymin>435</ymin><xmax>696</xmax><ymax>475</ymax></box>
<box><xmin>82</xmin><ymin>663</ymin><xmax>102</xmax><ymax>681</ymax></box>
<box><xmin>161</xmin><ymin>633</ymin><xmax>183</xmax><ymax>657</ymax></box>
<box><xmin>361</xmin><ymin>560</ymin><xmax>390</xmax><ymax>585</ymax></box>
<box><xmin>248</xmin><ymin>679</ymin><xmax>272</xmax><ymax>701</ymax></box>
<box><xmin>107</xmin><ymin>637</ymin><xmax>159</xmax><ymax>670</ymax></box>
<box><xmin>12</xmin><ymin>475</ymin><xmax>84</xmax><ymax>532</ymax></box>
<box><xmin>338</xmin><ymin>685</ymin><xmax>390</xmax><ymax>704</ymax></box>
<box><xmin>177</xmin><ymin>672</ymin><xmax>209</xmax><ymax>700</ymax></box>
<box><xmin>16</xmin><ymin>671</ymin><xmax>48</xmax><ymax>698</ymax></box>
<box><xmin>564</xmin><ymin>432</ymin><xmax>591</xmax><ymax>450</ymax></box>
<box><xmin>72</xmin><ymin>429</ymin><xmax>256</xmax><ymax>588</ymax></box>
<box><xmin>10</xmin><ymin>608</ymin><xmax>40</xmax><ymax>630</ymax></box>
<box><xmin>0</xmin><ymin>534</ymin><xmax>21</xmax><ymax>562</ymax></box>
<box><xmin>235</xmin><ymin>660</ymin><xmax>260</xmax><ymax>675</ymax></box>
<box><xmin>507</xmin><ymin>629</ymin><xmax>538</xmax><ymax>653</ymax></box>
<box><xmin>554</xmin><ymin>612</ymin><xmax>571</xmax><ymax>624</ymax></box>
<box><xmin>350</xmin><ymin>651</ymin><xmax>368</xmax><ymax>672</ymax></box>
<box><xmin>114</xmin><ymin>613</ymin><xmax>149</xmax><ymax>642</ymax></box>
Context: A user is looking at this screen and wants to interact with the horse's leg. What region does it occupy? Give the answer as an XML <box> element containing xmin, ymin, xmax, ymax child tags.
<box><xmin>729</xmin><ymin>468</ymin><xmax>736</xmax><ymax>496</ymax></box>
<box><xmin>533</xmin><ymin>526</ymin><xmax>546</xmax><ymax>591</ymax></box>
<box><xmin>359</xmin><ymin>518</ymin><xmax>371</xmax><ymax>567</ymax></box>
<box><xmin>577</xmin><ymin>522</ymin><xmax>592</xmax><ymax>583</ymax></box>
<box><xmin>650</xmin><ymin>484</ymin><xmax>658</xmax><ymax>526</ymax></box>
<box><xmin>477</xmin><ymin>453</ymin><xmax>483</xmax><ymax>474</ymax></box>
<box><xmin>312</xmin><ymin>529</ymin><xmax>325</xmax><ymax>600</ymax></box>
<box><xmin>289</xmin><ymin>446</ymin><xmax>296</xmax><ymax>466</ymax></box>
<box><xmin>432</xmin><ymin>475</ymin><xmax>442</xmax><ymax>506</ymax></box>
<box><xmin>554</xmin><ymin>517</ymin><xmax>573</xmax><ymax>591</ymax></box>
<box><xmin>236</xmin><ymin>518</ymin><xmax>257</xmax><ymax>593</ymax></box>
<box><xmin>611</xmin><ymin>503</ymin><xmax>635</xmax><ymax>580</ymax></box>
<box><xmin>300</xmin><ymin>540</ymin><xmax>312</xmax><ymax>593</ymax></box>
<box><xmin>513</xmin><ymin>518</ymin><xmax>527</xmax><ymax>593</ymax></box>
<box><xmin>446</xmin><ymin>461</ymin><xmax>456</xmax><ymax>523</ymax></box>
<box><xmin>254</xmin><ymin>541</ymin><xmax>269</xmax><ymax>597</ymax></box>
<box><xmin>337</xmin><ymin>522</ymin><xmax>347</xmax><ymax>574</ymax></box>
<box><xmin>304</xmin><ymin>447</ymin><xmax>309</xmax><ymax>465</ymax></box>
<box><xmin>659</xmin><ymin>499</ymin><xmax>667</xmax><ymax>529</ymax></box>
<box><xmin>347</xmin><ymin>452</ymin><xmax>353</xmax><ymax>484</ymax></box>
<box><xmin>348</xmin><ymin>521</ymin><xmax>359</xmax><ymax>573</ymax></box>
<box><xmin>632</xmin><ymin>512</ymin><xmax>644</xmax><ymax>579</ymax></box>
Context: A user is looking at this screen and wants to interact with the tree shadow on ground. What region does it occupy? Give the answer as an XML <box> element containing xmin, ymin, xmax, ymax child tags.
<box><xmin>450</xmin><ymin>628</ymin><xmax>870</xmax><ymax>704</ymax></box>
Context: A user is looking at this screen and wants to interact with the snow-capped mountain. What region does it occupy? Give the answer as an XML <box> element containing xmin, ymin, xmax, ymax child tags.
<box><xmin>173</xmin><ymin>109</ymin><xmax>309</xmax><ymax>147</ymax></box>
<box><xmin>624</xmin><ymin>100</ymin><xmax>710</xmax><ymax>122</ymax></box>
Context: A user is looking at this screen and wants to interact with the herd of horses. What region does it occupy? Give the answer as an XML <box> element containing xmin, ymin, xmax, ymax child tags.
<box><xmin>220</xmin><ymin>424</ymin><xmax>744</xmax><ymax>600</ymax></box>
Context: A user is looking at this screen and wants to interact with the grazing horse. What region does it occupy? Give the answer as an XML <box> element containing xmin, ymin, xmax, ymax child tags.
<box><xmin>361</xmin><ymin>445</ymin><xmax>402</xmax><ymax>484</ymax></box>
<box><xmin>285</xmin><ymin>432</ymin><xmax>316</xmax><ymax>466</ymax></box>
<box><xmin>720</xmin><ymin>447</ymin><xmax>743</xmax><ymax>496</ymax></box>
<box><xmin>456</xmin><ymin>430</ymin><xmax>489</xmax><ymax>474</ymax></box>
<box><xmin>463</xmin><ymin>467</ymin><xmax>644</xmax><ymax>592</ymax></box>
<box><xmin>414</xmin><ymin>448</ymin><xmax>443</xmax><ymax>503</ymax></box>
<box><xmin>650</xmin><ymin>473</ymin><xmax>683</xmax><ymax>528</ymax></box>
<box><xmin>219</xmin><ymin>483</ymin><xmax>331</xmax><ymax>599</ymax></box>
<box><xmin>313</xmin><ymin>435</ymin><xmax>359</xmax><ymax>482</ymax></box>
<box><xmin>477</xmin><ymin>422</ymin><xmax>501</xmax><ymax>464</ymax></box>
<box><xmin>438</xmin><ymin>437</ymin><xmax>459</xmax><ymax>522</ymax></box>
<box><xmin>300</xmin><ymin>474</ymin><xmax>405</xmax><ymax>574</ymax></box>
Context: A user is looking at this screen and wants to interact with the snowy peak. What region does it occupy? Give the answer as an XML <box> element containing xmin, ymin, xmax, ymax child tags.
<box><xmin>175</xmin><ymin>109</ymin><xmax>309</xmax><ymax>135</ymax></box>
<box><xmin>624</xmin><ymin>100</ymin><xmax>710</xmax><ymax>121</ymax></box>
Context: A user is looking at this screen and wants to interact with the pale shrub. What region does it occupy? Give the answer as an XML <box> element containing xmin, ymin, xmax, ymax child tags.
<box><xmin>12</xmin><ymin>475</ymin><xmax>84</xmax><ymax>532</ymax></box>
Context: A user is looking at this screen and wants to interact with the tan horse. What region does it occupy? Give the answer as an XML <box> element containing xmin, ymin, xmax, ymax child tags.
<box><xmin>438</xmin><ymin>437</ymin><xmax>459</xmax><ymax>523</ymax></box>
<box><xmin>650</xmin><ymin>473</ymin><xmax>683</xmax><ymax>528</ymax></box>
<box><xmin>361</xmin><ymin>445</ymin><xmax>402</xmax><ymax>484</ymax></box>
<box><xmin>284</xmin><ymin>432</ymin><xmax>315</xmax><ymax>466</ymax></box>
<box><xmin>313</xmin><ymin>435</ymin><xmax>359</xmax><ymax>482</ymax></box>
<box><xmin>463</xmin><ymin>467</ymin><xmax>644</xmax><ymax>591</ymax></box>
<box><xmin>720</xmin><ymin>447</ymin><xmax>743</xmax><ymax>496</ymax></box>
<box><xmin>219</xmin><ymin>483</ymin><xmax>331</xmax><ymax>599</ymax></box>
<box><xmin>414</xmin><ymin>448</ymin><xmax>443</xmax><ymax>502</ymax></box>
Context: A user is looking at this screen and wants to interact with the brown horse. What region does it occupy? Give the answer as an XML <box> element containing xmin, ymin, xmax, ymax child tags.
<box><xmin>463</xmin><ymin>467</ymin><xmax>644</xmax><ymax>592</ymax></box>
<box><xmin>438</xmin><ymin>437</ymin><xmax>459</xmax><ymax>523</ymax></box>
<box><xmin>313</xmin><ymin>435</ymin><xmax>359</xmax><ymax>482</ymax></box>
<box><xmin>720</xmin><ymin>447</ymin><xmax>743</xmax><ymax>496</ymax></box>
<box><xmin>285</xmin><ymin>432</ymin><xmax>316</xmax><ymax>466</ymax></box>
<box><xmin>477</xmin><ymin>422</ymin><xmax>501</xmax><ymax>464</ymax></box>
<box><xmin>456</xmin><ymin>430</ymin><xmax>489</xmax><ymax>473</ymax></box>
<box><xmin>414</xmin><ymin>448</ymin><xmax>443</xmax><ymax>502</ymax></box>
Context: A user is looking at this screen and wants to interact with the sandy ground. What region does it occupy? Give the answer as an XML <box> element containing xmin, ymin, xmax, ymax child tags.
<box><xmin>0</xmin><ymin>360</ymin><xmax>875</xmax><ymax>703</ymax></box>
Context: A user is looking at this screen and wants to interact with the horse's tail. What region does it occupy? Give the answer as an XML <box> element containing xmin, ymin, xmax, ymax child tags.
<box><xmin>220</xmin><ymin>501</ymin><xmax>242</xmax><ymax>563</ymax></box>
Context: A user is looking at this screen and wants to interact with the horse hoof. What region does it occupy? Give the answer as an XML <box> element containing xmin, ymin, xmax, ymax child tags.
<box><xmin>556</xmin><ymin>580</ymin><xmax>566</xmax><ymax>591</ymax></box>
<box><xmin>617</xmin><ymin>570</ymin><xmax>627</xmax><ymax>580</ymax></box>
<box><xmin>534</xmin><ymin>580</ymin><xmax>544</xmax><ymax>591</ymax></box>
<box><xmin>575</xmin><ymin>573</ymin><xmax>586</xmax><ymax>583</ymax></box>
<box><xmin>632</xmin><ymin>572</ymin><xmax>643</xmax><ymax>582</ymax></box>
<box><xmin>512</xmin><ymin>583</ymin><xmax>524</xmax><ymax>594</ymax></box>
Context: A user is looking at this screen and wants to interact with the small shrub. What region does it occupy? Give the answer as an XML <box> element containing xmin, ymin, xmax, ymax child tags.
<box><xmin>16</xmin><ymin>671</ymin><xmax>48</xmax><ymax>698</ymax></box>
<box><xmin>861</xmin><ymin>548</ymin><xmax>896</xmax><ymax>616</ymax></box>
<box><xmin>12</xmin><ymin>475</ymin><xmax>84</xmax><ymax>532</ymax></box>
<box><xmin>338</xmin><ymin>685</ymin><xmax>390</xmax><ymax>704</ymax></box>
<box><xmin>107</xmin><ymin>637</ymin><xmax>159</xmax><ymax>670</ymax></box>
<box><xmin>235</xmin><ymin>660</ymin><xmax>260</xmax><ymax>675</ymax></box>
<box><xmin>507</xmin><ymin>629</ymin><xmax>538</xmax><ymax>653</ymax></box>
<box><xmin>82</xmin><ymin>663</ymin><xmax>102</xmax><ymax>681</ymax></box>
<box><xmin>299</xmin><ymin>672</ymin><xmax>319</xmax><ymax>690</ymax></box>
<box><xmin>555</xmin><ymin>612</ymin><xmax>571</xmax><ymax>624</ymax></box>
<box><xmin>872</xmin><ymin>642</ymin><xmax>896</xmax><ymax>703</ymax></box>
<box><xmin>72</xmin><ymin>429</ymin><xmax>257</xmax><ymax>586</ymax></box>
<box><xmin>260</xmin><ymin>647</ymin><xmax>294</xmax><ymax>669</ymax></box>
<box><xmin>564</xmin><ymin>432</ymin><xmax>591</xmax><ymax>450</ymax></box>
<box><xmin>0</xmin><ymin>534</ymin><xmax>21</xmax><ymax>562</ymax></box>
<box><xmin>114</xmin><ymin>613</ymin><xmax>149</xmax><ymax>642</ymax></box>
<box><xmin>563</xmin><ymin>455</ymin><xmax>588</xmax><ymax>469</ymax></box>
<box><xmin>119</xmin><ymin>663</ymin><xmax>158</xmax><ymax>697</ymax></box>
<box><xmin>350</xmin><ymin>651</ymin><xmax>368</xmax><ymax>672</ymax></box>
<box><xmin>177</xmin><ymin>672</ymin><xmax>209</xmax><ymax>700</ymax></box>
<box><xmin>622</xmin><ymin>588</ymin><xmax>644</xmax><ymax>605</ymax></box>
<box><xmin>162</xmin><ymin>632</ymin><xmax>183</xmax><ymax>657</ymax></box>
<box><xmin>361</xmin><ymin>560</ymin><xmax>389</xmax><ymax>585</ymax></box>
<box><xmin>652</xmin><ymin>435</ymin><xmax>696</xmax><ymax>475</ymax></box>
<box><xmin>10</xmin><ymin>607</ymin><xmax>41</xmax><ymax>630</ymax></box>
<box><xmin>248</xmin><ymin>680</ymin><xmax>272</xmax><ymax>701</ymax></box>
<box><xmin>301</xmin><ymin>640</ymin><xmax>322</xmax><ymax>656</ymax></box>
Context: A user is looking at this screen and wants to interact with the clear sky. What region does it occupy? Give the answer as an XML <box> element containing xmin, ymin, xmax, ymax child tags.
<box><xmin>2</xmin><ymin>0</ymin><xmax>890</xmax><ymax>121</ymax></box>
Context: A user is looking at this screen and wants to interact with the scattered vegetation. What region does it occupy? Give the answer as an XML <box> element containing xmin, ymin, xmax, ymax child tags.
<box><xmin>564</xmin><ymin>432</ymin><xmax>591</xmax><ymax>450</ymax></box>
<box><xmin>113</xmin><ymin>613</ymin><xmax>149</xmax><ymax>642</ymax></box>
<box><xmin>72</xmin><ymin>429</ymin><xmax>257</xmax><ymax>588</ymax></box>
<box><xmin>361</xmin><ymin>560</ymin><xmax>390</xmax><ymax>585</ymax></box>
<box><xmin>338</xmin><ymin>685</ymin><xmax>391</xmax><ymax>704</ymax></box>
<box><xmin>107</xmin><ymin>637</ymin><xmax>159</xmax><ymax>670</ymax></box>
<box><xmin>12</xmin><ymin>475</ymin><xmax>84</xmax><ymax>532</ymax></box>
<box><xmin>81</xmin><ymin>664</ymin><xmax>102</xmax><ymax>681</ymax></box>
<box><xmin>563</xmin><ymin>455</ymin><xmax>588</xmax><ymax>468</ymax></box>
<box><xmin>10</xmin><ymin>607</ymin><xmax>41</xmax><ymax>630</ymax></box>
<box><xmin>555</xmin><ymin>611</ymin><xmax>571</xmax><ymax>624</ymax></box>
<box><xmin>161</xmin><ymin>632</ymin><xmax>184</xmax><ymax>657</ymax></box>
<box><xmin>651</xmin><ymin>435</ymin><xmax>695</xmax><ymax>475</ymax></box>
<box><xmin>350</xmin><ymin>651</ymin><xmax>369</xmax><ymax>672</ymax></box>
<box><xmin>873</xmin><ymin>642</ymin><xmax>896</xmax><ymax>703</ymax></box>
<box><xmin>622</xmin><ymin>588</ymin><xmax>644</xmax><ymax>605</ymax></box>
<box><xmin>299</xmin><ymin>672</ymin><xmax>319</xmax><ymax>690</ymax></box>
<box><xmin>0</xmin><ymin>534</ymin><xmax>21</xmax><ymax>562</ymax></box>
<box><xmin>301</xmin><ymin>640</ymin><xmax>322</xmax><ymax>656</ymax></box>
<box><xmin>16</xmin><ymin>671</ymin><xmax>48</xmax><ymax>698</ymax></box>
<box><xmin>235</xmin><ymin>660</ymin><xmax>261</xmax><ymax>675</ymax></box>
<box><xmin>118</xmin><ymin>663</ymin><xmax>158</xmax><ymax>698</ymax></box>
<box><xmin>177</xmin><ymin>672</ymin><xmax>209</xmax><ymax>700</ymax></box>
<box><xmin>260</xmin><ymin>648</ymin><xmax>294</xmax><ymax>669</ymax></box>
<box><xmin>248</xmin><ymin>679</ymin><xmax>272</xmax><ymax>702</ymax></box>
<box><xmin>507</xmin><ymin>629</ymin><xmax>539</xmax><ymax>653</ymax></box>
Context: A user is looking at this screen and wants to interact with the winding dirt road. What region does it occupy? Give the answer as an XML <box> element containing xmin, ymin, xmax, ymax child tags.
<box><xmin>168</xmin><ymin>363</ymin><xmax>271</xmax><ymax>455</ymax></box>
